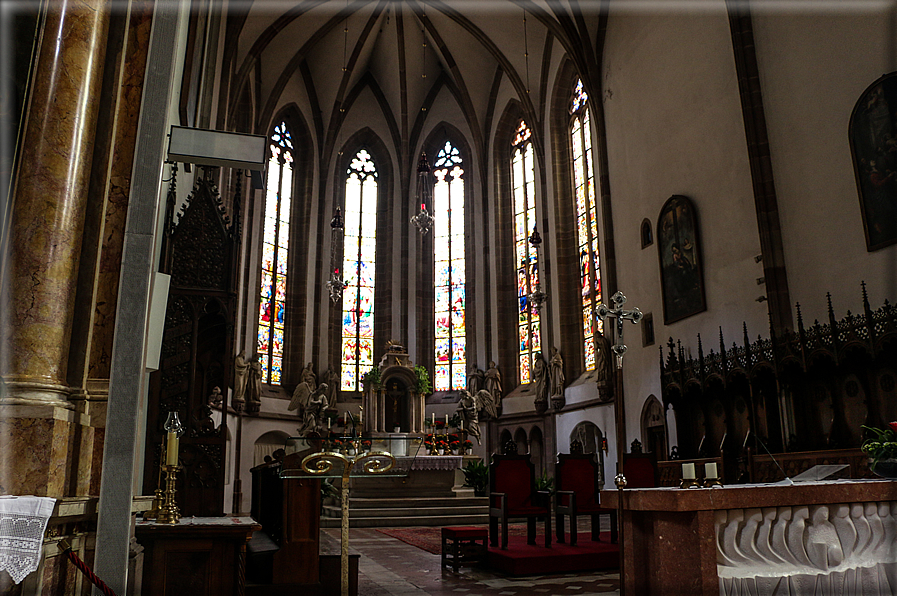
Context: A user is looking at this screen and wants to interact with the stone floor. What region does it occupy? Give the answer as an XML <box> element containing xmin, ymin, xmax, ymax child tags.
<box><xmin>324</xmin><ymin>526</ymin><xmax>621</xmax><ymax>596</ymax></box>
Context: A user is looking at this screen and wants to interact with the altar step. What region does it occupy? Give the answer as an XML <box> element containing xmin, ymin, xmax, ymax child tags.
<box><xmin>321</xmin><ymin>496</ymin><xmax>489</xmax><ymax>528</ymax></box>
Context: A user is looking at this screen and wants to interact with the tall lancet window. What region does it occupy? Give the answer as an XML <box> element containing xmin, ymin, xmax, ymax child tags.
<box><xmin>341</xmin><ymin>149</ymin><xmax>378</xmax><ymax>392</ymax></box>
<box><xmin>257</xmin><ymin>122</ymin><xmax>293</xmax><ymax>384</ymax></box>
<box><xmin>570</xmin><ymin>78</ymin><xmax>603</xmax><ymax>370</ymax></box>
<box><xmin>511</xmin><ymin>120</ymin><xmax>540</xmax><ymax>383</ymax></box>
<box><xmin>433</xmin><ymin>141</ymin><xmax>466</xmax><ymax>391</ymax></box>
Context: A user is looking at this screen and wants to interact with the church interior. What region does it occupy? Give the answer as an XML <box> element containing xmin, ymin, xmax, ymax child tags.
<box><xmin>2</xmin><ymin>0</ymin><xmax>897</xmax><ymax>594</ymax></box>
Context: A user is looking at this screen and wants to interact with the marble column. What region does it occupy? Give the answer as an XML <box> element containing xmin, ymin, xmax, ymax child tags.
<box><xmin>2</xmin><ymin>0</ymin><xmax>111</xmax><ymax>406</ymax></box>
<box><xmin>1</xmin><ymin>0</ymin><xmax>111</xmax><ymax>497</ymax></box>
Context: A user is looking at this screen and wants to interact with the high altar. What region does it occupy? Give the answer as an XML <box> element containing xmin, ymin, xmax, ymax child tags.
<box><xmin>363</xmin><ymin>343</ymin><xmax>427</xmax><ymax>434</ymax></box>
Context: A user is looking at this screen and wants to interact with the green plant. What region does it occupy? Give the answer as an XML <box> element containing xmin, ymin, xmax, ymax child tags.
<box><xmin>535</xmin><ymin>472</ymin><xmax>555</xmax><ymax>495</ymax></box>
<box><xmin>362</xmin><ymin>367</ymin><xmax>381</xmax><ymax>389</ymax></box>
<box><xmin>414</xmin><ymin>365</ymin><xmax>432</xmax><ymax>394</ymax></box>
<box><xmin>462</xmin><ymin>460</ymin><xmax>489</xmax><ymax>497</ymax></box>
<box><xmin>861</xmin><ymin>422</ymin><xmax>897</xmax><ymax>466</ymax></box>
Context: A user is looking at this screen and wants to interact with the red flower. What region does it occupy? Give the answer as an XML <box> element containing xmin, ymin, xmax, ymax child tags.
<box><xmin>889</xmin><ymin>421</ymin><xmax>897</xmax><ymax>433</ymax></box>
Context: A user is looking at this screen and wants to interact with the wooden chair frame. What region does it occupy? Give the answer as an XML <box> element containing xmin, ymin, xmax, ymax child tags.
<box><xmin>488</xmin><ymin>453</ymin><xmax>552</xmax><ymax>549</ymax></box>
<box><xmin>554</xmin><ymin>453</ymin><xmax>617</xmax><ymax>545</ymax></box>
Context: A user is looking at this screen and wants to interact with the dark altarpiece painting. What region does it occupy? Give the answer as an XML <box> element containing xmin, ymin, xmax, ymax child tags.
<box><xmin>657</xmin><ymin>195</ymin><xmax>706</xmax><ymax>324</ymax></box>
<box><xmin>143</xmin><ymin>170</ymin><xmax>240</xmax><ymax>517</ymax></box>
<box><xmin>850</xmin><ymin>71</ymin><xmax>897</xmax><ymax>251</ymax></box>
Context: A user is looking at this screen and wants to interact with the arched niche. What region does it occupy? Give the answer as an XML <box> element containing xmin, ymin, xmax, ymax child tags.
<box><xmin>569</xmin><ymin>421</ymin><xmax>606</xmax><ymax>485</ymax></box>
<box><xmin>254</xmin><ymin>430</ymin><xmax>290</xmax><ymax>466</ymax></box>
<box><xmin>640</xmin><ymin>395</ymin><xmax>667</xmax><ymax>458</ymax></box>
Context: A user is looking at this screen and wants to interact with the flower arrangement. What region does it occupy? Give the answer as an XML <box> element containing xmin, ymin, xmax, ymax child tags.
<box><xmin>861</xmin><ymin>422</ymin><xmax>897</xmax><ymax>467</ymax></box>
<box><xmin>424</xmin><ymin>433</ymin><xmax>435</xmax><ymax>447</ymax></box>
<box><xmin>463</xmin><ymin>439</ymin><xmax>473</xmax><ymax>449</ymax></box>
<box><xmin>434</xmin><ymin>419</ymin><xmax>446</xmax><ymax>430</ymax></box>
<box><xmin>361</xmin><ymin>439</ymin><xmax>372</xmax><ymax>450</ymax></box>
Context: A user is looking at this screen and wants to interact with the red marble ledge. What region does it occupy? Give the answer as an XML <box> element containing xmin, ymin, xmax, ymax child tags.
<box><xmin>600</xmin><ymin>478</ymin><xmax>897</xmax><ymax>512</ymax></box>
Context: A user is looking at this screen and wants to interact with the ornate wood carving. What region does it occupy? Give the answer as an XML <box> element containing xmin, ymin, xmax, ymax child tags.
<box><xmin>144</xmin><ymin>171</ymin><xmax>241</xmax><ymax>517</ymax></box>
<box><xmin>661</xmin><ymin>283</ymin><xmax>897</xmax><ymax>482</ymax></box>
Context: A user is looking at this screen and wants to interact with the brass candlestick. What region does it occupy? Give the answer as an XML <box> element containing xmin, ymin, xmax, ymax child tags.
<box><xmin>703</xmin><ymin>477</ymin><xmax>723</xmax><ymax>488</ymax></box>
<box><xmin>679</xmin><ymin>478</ymin><xmax>701</xmax><ymax>489</ymax></box>
<box><xmin>156</xmin><ymin>465</ymin><xmax>181</xmax><ymax>524</ymax></box>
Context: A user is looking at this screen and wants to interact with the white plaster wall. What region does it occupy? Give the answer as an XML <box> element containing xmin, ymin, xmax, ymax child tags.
<box><xmin>752</xmin><ymin>8</ymin><xmax>897</xmax><ymax>321</ymax></box>
<box><xmin>601</xmin><ymin>5</ymin><xmax>765</xmax><ymax>454</ymax></box>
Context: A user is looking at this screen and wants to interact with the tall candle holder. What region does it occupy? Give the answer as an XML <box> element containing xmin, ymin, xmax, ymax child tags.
<box><xmin>156</xmin><ymin>465</ymin><xmax>181</xmax><ymax>524</ymax></box>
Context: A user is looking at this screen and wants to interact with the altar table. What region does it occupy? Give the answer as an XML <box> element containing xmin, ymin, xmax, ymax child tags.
<box><xmin>600</xmin><ymin>479</ymin><xmax>897</xmax><ymax>596</ymax></box>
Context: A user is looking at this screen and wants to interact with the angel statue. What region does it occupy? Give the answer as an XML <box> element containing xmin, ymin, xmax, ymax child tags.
<box><xmin>289</xmin><ymin>381</ymin><xmax>329</xmax><ymax>435</ymax></box>
<box><xmin>456</xmin><ymin>389</ymin><xmax>500</xmax><ymax>445</ymax></box>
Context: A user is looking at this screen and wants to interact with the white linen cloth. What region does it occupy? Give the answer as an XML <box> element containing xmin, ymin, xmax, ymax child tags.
<box><xmin>0</xmin><ymin>496</ymin><xmax>56</xmax><ymax>584</ymax></box>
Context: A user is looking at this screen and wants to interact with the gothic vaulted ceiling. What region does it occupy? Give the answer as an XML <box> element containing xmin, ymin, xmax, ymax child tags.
<box><xmin>225</xmin><ymin>0</ymin><xmax>605</xmax><ymax>171</ymax></box>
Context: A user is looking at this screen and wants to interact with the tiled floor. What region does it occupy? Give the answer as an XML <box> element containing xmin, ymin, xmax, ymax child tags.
<box><xmin>323</xmin><ymin>527</ymin><xmax>620</xmax><ymax>596</ymax></box>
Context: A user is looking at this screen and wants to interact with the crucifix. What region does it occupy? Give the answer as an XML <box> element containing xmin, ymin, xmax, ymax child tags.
<box><xmin>596</xmin><ymin>290</ymin><xmax>642</xmax><ymax>596</ymax></box>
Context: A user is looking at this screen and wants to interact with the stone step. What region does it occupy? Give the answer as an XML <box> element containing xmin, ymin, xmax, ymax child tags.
<box><xmin>320</xmin><ymin>513</ymin><xmax>490</xmax><ymax>528</ymax></box>
<box><xmin>341</xmin><ymin>496</ymin><xmax>488</xmax><ymax>509</ymax></box>
<box><xmin>322</xmin><ymin>504</ymin><xmax>488</xmax><ymax>519</ymax></box>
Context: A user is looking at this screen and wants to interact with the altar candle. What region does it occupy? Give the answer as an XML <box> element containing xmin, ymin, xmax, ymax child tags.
<box><xmin>328</xmin><ymin>417</ymin><xmax>331</xmax><ymax>429</ymax></box>
<box><xmin>445</xmin><ymin>414</ymin><xmax>449</xmax><ymax>424</ymax></box>
<box><xmin>682</xmin><ymin>462</ymin><xmax>695</xmax><ymax>480</ymax></box>
<box><xmin>166</xmin><ymin>431</ymin><xmax>179</xmax><ymax>466</ymax></box>
<box><xmin>432</xmin><ymin>412</ymin><xmax>435</xmax><ymax>425</ymax></box>
<box><xmin>705</xmin><ymin>462</ymin><xmax>718</xmax><ymax>479</ymax></box>
<box><xmin>358</xmin><ymin>407</ymin><xmax>363</xmax><ymax>426</ymax></box>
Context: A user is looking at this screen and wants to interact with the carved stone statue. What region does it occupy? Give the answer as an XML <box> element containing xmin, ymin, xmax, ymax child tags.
<box><xmin>301</xmin><ymin>362</ymin><xmax>316</xmax><ymax>388</ymax></box>
<box><xmin>484</xmin><ymin>361</ymin><xmax>503</xmax><ymax>413</ymax></box>
<box><xmin>247</xmin><ymin>359</ymin><xmax>262</xmax><ymax>412</ymax></box>
<box><xmin>550</xmin><ymin>347</ymin><xmax>565</xmax><ymax>410</ymax></box>
<box><xmin>208</xmin><ymin>386</ymin><xmax>223</xmax><ymax>406</ymax></box>
<box><xmin>550</xmin><ymin>347</ymin><xmax>565</xmax><ymax>397</ymax></box>
<box><xmin>324</xmin><ymin>366</ymin><xmax>340</xmax><ymax>403</ymax></box>
<box><xmin>291</xmin><ymin>382</ymin><xmax>330</xmax><ymax>434</ymax></box>
<box><xmin>466</xmin><ymin>364</ymin><xmax>484</xmax><ymax>395</ymax></box>
<box><xmin>532</xmin><ymin>351</ymin><xmax>548</xmax><ymax>412</ymax></box>
<box><xmin>233</xmin><ymin>350</ymin><xmax>249</xmax><ymax>405</ymax></box>
<box><xmin>595</xmin><ymin>333</ymin><xmax>615</xmax><ymax>401</ymax></box>
<box><xmin>457</xmin><ymin>390</ymin><xmax>480</xmax><ymax>444</ymax></box>
<box><xmin>457</xmin><ymin>389</ymin><xmax>499</xmax><ymax>445</ymax></box>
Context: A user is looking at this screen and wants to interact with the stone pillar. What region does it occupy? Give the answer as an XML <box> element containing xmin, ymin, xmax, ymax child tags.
<box><xmin>3</xmin><ymin>0</ymin><xmax>111</xmax><ymax>407</ymax></box>
<box><xmin>1</xmin><ymin>0</ymin><xmax>111</xmax><ymax>496</ymax></box>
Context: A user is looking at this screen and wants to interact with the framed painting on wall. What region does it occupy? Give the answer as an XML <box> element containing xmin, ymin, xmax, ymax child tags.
<box><xmin>849</xmin><ymin>71</ymin><xmax>897</xmax><ymax>251</ymax></box>
<box><xmin>657</xmin><ymin>195</ymin><xmax>706</xmax><ymax>324</ymax></box>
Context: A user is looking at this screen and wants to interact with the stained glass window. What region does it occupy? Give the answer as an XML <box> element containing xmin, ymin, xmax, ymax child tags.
<box><xmin>511</xmin><ymin>120</ymin><xmax>540</xmax><ymax>383</ymax></box>
<box><xmin>570</xmin><ymin>78</ymin><xmax>603</xmax><ymax>370</ymax></box>
<box><xmin>257</xmin><ymin>122</ymin><xmax>293</xmax><ymax>384</ymax></box>
<box><xmin>341</xmin><ymin>149</ymin><xmax>378</xmax><ymax>392</ymax></box>
<box><xmin>433</xmin><ymin>141</ymin><xmax>466</xmax><ymax>391</ymax></box>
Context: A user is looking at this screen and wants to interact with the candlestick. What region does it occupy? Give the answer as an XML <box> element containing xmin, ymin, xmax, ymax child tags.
<box><xmin>431</xmin><ymin>412</ymin><xmax>435</xmax><ymax>425</ymax></box>
<box><xmin>445</xmin><ymin>414</ymin><xmax>449</xmax><ymax>425</ymax></box>
<box><xmin>682</xmin><ymin>463</ymin><xmax>695</xmax><ymax>480</ymax></box>
<box><xmin>165</xmin><ymin>431</ymin><xmax>179</xmax><ymax>466</ymax></box>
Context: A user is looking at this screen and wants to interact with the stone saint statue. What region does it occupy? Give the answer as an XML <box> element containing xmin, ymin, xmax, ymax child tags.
<box><xmin>484</xmin><ymin>361</ymin><xmax>503</xmax><ymax>412</ymax></box>
<box><xmin>549</xmin><ymin>347</ymin><xmax>565</xmax><ymax>399</ymax></box>
<box><xmin>458</xmin><ymin>389</ymin><xmax>500</xmax><ymax>445</ymax></box>
<box><xmin>595</xmin><ymin>333</ymin><xmax>615</xmax><ymax>400</ymax></box>
<box><xmin>457</xmin><ymin>390</ymin><xmax>480</xmax><ymax>444</ymax></box>
<box><xmin>301</xmin><ymin>362</ymin><xmax>317</xmax><ymax>388</ymax></box>
<box><xmin>466</xmin><ymin>364</ymin><xmax>485</xmax><ymax>395</ymax></box>
<box><xmin>324</xmin><ymin>366</ymin><xmax>340</xmax><ymax>403</ymax></box>
<box><xmin>291</xmin><ymin>382</ymin><xmax>329</xmax><ymax>434</ymax></box>
<box><xmin>247</xmin><ymin>359</ymin><xmax>263</xmax><ymax>406</ymax></box>
<box><xmin>233</xmin><ymin>350</ymin><xmax>249</xmax><ymax>404</ymax></box>
<box><xmin>532</xmin><ymin>352</ymin><xmax>548</xmax><ymax>411</ymax></box>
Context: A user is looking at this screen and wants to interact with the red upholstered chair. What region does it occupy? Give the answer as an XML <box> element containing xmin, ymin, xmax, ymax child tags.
<box><xmin>554</xmin><ymin>453</ymin><xmax>617</xmax><ymax>545</ymax></box>
<box><xmin>489</xmin><ymin>454</ymin><xmax>552</xmax><ymax>549</ymax></box>
<box><xmin>621</xmin><ymin>452</ymin><xmax>657</xmax><ymax>488</ymax></box>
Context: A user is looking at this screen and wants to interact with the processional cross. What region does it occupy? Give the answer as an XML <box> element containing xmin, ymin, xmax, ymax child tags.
<box><xmin>596</xmin><ymin>290</ymin><xmax>642</xmax><ymax>596</ymax></box>
<box><xmin>597</xmin><ymin>291</ymin><xmax>643</xmax><ymax>369</ymax></box>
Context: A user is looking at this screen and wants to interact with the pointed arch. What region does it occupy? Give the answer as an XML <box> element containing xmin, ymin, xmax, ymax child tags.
<box><xmin>329</xmin><ymin>128</ymin><xmax>394</xmax><ymax>395</ymax></box>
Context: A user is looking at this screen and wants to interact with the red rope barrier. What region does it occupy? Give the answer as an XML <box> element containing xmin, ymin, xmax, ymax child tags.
<box><xmin>57</xmin><ymin>540</ymin><xmax>119</xmax><ymax>596</ymax></box>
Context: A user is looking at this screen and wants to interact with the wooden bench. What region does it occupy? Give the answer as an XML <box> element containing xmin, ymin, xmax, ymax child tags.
<box><xmin>441</xmin><ymin>526</ymin><xmax>488</xmax><ymax>572</ymax></box>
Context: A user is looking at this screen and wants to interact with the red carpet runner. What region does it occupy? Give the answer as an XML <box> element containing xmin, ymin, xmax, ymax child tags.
<box><xmin>377</xmin><ymin>527</ymin><xmax>619</xmax><ymax>576</ymax></box>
